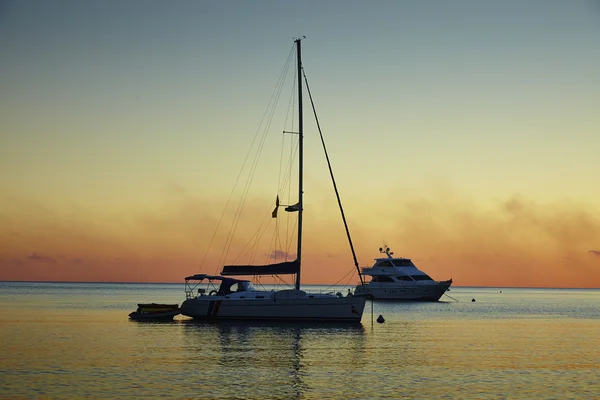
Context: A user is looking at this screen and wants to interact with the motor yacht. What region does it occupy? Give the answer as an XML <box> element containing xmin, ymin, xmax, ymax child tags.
<box><xmin>355</xmin><ymin>247</ymin><xmax>452</xmax><ymax>301</ymax></box>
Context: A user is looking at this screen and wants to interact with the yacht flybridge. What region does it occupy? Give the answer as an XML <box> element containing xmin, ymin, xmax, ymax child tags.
<box><xmin>354</xmin><ymin>247</ymin><xmax>452</xmax><ymax>301</ymax></box>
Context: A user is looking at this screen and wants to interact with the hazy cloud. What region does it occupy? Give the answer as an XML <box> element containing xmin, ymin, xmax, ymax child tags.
<box><xmin>27</xmin><ymin>252</ymin><xmax>56</xmax><ymax>263</ymax></box>
<box><xmin>270</xmin><ymin>249</ymin><xmax>295</xmax><ymax>260</ymax></box>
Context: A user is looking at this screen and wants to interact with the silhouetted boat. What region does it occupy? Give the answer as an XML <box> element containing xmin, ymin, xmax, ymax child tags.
<box><xmin>355</xmin><ymin>247</ymin><xmax>452</xmax><ymax>301</ymax></box>
<box><xmin>129</xmin><ymin>303</ymin><xmax>180</xmax><ymax>321</ymax></box>
<box><xmin>180</xmin><ymin>38</ymin><xmax>367</xmax><ymax>323</ymax></box>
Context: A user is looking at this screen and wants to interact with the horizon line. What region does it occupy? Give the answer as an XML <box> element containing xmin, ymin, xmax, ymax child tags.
<box><xmin>0</xmin><ymin>280</ymin><xmax>598</xmax><ymax>290</ymax></box>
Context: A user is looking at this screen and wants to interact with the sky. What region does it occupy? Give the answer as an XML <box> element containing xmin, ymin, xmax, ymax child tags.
<box><xmin>1</xmin><ymin>0</ymin><xmax>600</xmax><ymax>287</ymax></box>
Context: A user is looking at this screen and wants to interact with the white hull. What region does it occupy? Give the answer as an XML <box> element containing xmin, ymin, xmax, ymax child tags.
<box><xmin>355</xmin><ymin>281</ymin><xmax>451</xmax><ymax>301</ymax></box>
<box><xmin>181</xmin><ymin>292</ymin><xmax>366</xmax><ymax>322</ymax></box>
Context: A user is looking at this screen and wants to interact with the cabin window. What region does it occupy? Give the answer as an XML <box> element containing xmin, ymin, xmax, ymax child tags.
<box><xmin>377</xmin><ymin>261</ymin><xmax>393</xmax><ymax>267</ymax></box>
<box><xmin>392</xmin><ymin>259</ymin><xmax>414</xmax><ymax>267</ymax></box>
<box><xmin>371</xmin><ymin>276</ymin><xmax>395</xmax><ymax>283</ymax></box>
<box><xmin>396</xmin><ymin>276</ymin><xmax>414</xmax><ymax>281</ymax></box>
<box><xmin>410</xmin><ymin>275</ymin><xmax>433</xmax><ymax>281</ymax></box>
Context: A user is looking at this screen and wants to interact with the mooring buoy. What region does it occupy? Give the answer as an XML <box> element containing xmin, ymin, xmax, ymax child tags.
<box><xmin>376</xmin><ymin>315</ymin><xmax>385</xmax><ymax>323</ymax></box>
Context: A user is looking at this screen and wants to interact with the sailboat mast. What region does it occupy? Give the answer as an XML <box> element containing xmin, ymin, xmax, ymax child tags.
<box><xmin>295</xmin><ymin>37</ymin><xmax>304</xmax><ymax>290</ymax></box>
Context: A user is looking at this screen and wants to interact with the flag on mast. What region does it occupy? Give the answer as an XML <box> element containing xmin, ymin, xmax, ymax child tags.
<box><xmin>272</xmin><ymin>195</ymin><xmax>280</xmax><ymax>218</ymax></box>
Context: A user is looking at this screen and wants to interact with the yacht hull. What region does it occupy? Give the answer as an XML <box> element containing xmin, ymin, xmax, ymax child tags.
<box><xmin>355</xmin><ymin>281</ymin><xmax>452</xmax><ymax>301</ymax></box>
<box><xmin>180</xmin><ymin>295</ymin><xmax>367</xmax><ymax>322</ymax></box>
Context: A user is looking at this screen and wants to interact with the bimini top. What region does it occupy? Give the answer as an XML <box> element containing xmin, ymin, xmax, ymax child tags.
<box><xmin>184</xmin><ymin>274</ymin><xmax>250</xmax><ymax>283</ymax></box>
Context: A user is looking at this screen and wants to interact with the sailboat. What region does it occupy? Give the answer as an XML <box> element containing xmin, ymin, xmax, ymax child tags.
<box><xmin>180</xmin><ymin>38</ymin><xmax>367</xmax><ymax>323</ymax></box>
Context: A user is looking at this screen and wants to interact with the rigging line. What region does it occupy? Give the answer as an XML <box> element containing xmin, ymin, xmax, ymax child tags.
<box><xmin>274</xmin><ymin>272</ymin><xmax>294</xmax><ymax>288</ymax></box>
<box><xmin>261</xmin><ymin>118</ymin><xmax>299</xmax><ymax>263</ymax></box>
<box><xmin>238</xmin><ymin>168</ymin><xmax>292</xmax><ymax>263</ymax></box>
<box><xmin>302</xmin><ymin>67</ymin><xmax>366</xmax><ymax>286</ymax></box>
<box><xmin>271</xmin><ymin>85</ymin><xmax>297</xmax><ymax>263</ymax></box>
<box><xmin>232</xmin><ymin>175</ymin><xmax>287</xmax><ymax>265</ymax></box>
<box><xmin>323</xmin><ymin>266</ymin><xmax>356</xmax><ymax>292</ymax></box>
<box><xmin>278</xmin><ymin>139</ymin><xmax>298</xmax><ymax>201</ymax></box>
<box><xmin>221</xmin><ymin>57</ymin><xmax>289</xmax><ymax>264</ymax></box>
<box><xmin>277</xmin><ymin>125</ymin><xmax>285</xmax><ymax>195</ymax></box>
<box><xmin>263</xmin><ymin>219</ymin><xmax>280</xmax><ymax>266</ymax></box>
<box><xmin>444</xmin><ymin>293</ymin><xmax>459</xmax><ymax>302</ymax></box>
<box><xmin>230</xmin><ymin>221</ymin><xmax>263</xmax><ymax>265</ymax></box>
<box><xmin>271</xmin><ymin>136</ymin><xmax>299</xmax><ymax>258</ymax></box>
<box><xmin>241</xmin><ymin>208</ymin><xmax>276</xmax><ymax>265</ymax></box>
<box><xmin>278</xmin><ymin>65</ymin><xmax>298</xmax><ymax>193</ymax></box>
<box><xmin>271</xmin><ymin>51</ymin><xmax>298</xmax><ymax>260</ymax></box>
<box><xmin>204</xmin><ymin>46</ymin><xmax>295</xmax><ymax>275</ymax></box>
<box><xmin>230</xmin><ymin>196</ymin><xmax>279</xmax><ymax>264</ymax></box>
<box><xmin>230</xmin><ymin>148</ymin><xmax>296</xmax><ymax>267</ymax></box>
<box><xmin>283</xmin><ymin>67</ymin><xmax>297</xmax><ymax>255</ymax></box>
<box><xmin>276</xmin><ymin>132</ymin><xmax>299</xmax><ymax>205</ymax></box>
<box><xmin>248</xmin><ymin>231</ymin><xmax>261</xmax><ymax>265</ymax></box>
<box><xmin>269</xmin><ymin>221</ymin><xmax>279</xmax><ymax>264</ymax></box>
<box><xmin>285</xmin><ymin>216</ymin><xmax>298</xmax><ymax>261</ymax></box>
<box><xmin>220</xmin><ymin>85</ymin><xmax>283</xmax><ymax>268</ymax></box>
<box><xmin>218</xmin><ymin>46</ymin><xmax>294</xmax><ymax>270</ymax></box>
<box><xmin>285</xmin><ymin>135</ymin><xmax>296</xmax><ymax>257</ymax></box>
<box><xmin>219</xmin><ymin>47</ymin><xmax>294</xmax><ymax>266</ymax></box>
<box><xmin>231</xmin><ymin>187</ymin><xmax>287</xmax><ymax>266</ymax></box>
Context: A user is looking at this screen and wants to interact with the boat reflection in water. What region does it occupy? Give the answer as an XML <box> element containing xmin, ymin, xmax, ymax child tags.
<box><xmin>179</xmin><ymin>320</ymin><xmax>367</xmax><ymax>399</ymax></box>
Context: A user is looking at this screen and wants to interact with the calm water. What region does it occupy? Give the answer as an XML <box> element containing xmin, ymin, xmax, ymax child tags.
<box><xmin>1</xmin><ymin>282</ymin><xmax>599</xmax><ymax>399</ymax></box>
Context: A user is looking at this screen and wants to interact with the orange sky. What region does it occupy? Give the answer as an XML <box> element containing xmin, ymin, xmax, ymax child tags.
<box><xmin>1</xmin><ymin>3</ymin><xmax>600</xmax><ymax>288</ymax></box>
<box><xmin>1</xmin><ymin>187</ymin><xmax>599</xmax><ymax>288</ymax></box>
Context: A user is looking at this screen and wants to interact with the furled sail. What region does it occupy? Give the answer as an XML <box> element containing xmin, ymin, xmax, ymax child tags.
<box><xmin>221</xmin><ymin>259</ymin><xmax>300</xmax><ymax>276</ymax></box>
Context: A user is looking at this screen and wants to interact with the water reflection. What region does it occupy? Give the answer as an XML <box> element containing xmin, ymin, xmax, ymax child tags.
<box><xmin>3</xmin><ymin>284</ymin><xmax>599</xmax><ymax>399</ymax></box>
<box><xmin>179</xmin><ymin>321</ymin><xmax>365</xmax><ymax>399</ymax></box>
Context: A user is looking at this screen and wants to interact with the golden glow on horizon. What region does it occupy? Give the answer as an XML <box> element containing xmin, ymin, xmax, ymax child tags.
<box><xmin>1</xmin><ymin>189</ymin><xmax>599</xmax><ymax>288</ymax></box>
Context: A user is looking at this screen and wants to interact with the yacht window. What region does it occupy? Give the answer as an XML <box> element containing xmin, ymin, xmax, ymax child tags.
<box><xmin>396</xmin><ymin>276</ymin><xmax>414</xmax><ymax>281</ymax></box>
<box><xmin>377</xmin><ymin>261</ymin><xmax>393</xmax><ymax>267</ymax></box>
<box><xmin>410</xmin><ymin>275</ymin><xmax>433</xmax><ymax>281</ymax></box>
<box><xmin>371</xmin><ymin>276</ymin><xmax>395</xmax><ymax>283</ymax></box>
<box><xmin>392</xmin><ymin>259</ymin><xmax>414</xmax><ymax>267</ymax></box>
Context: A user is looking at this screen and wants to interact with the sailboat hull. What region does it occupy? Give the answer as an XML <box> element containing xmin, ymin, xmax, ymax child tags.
<box><xmin>180</xmin><ymin>294</ymin><xmax>367</xmax><ymax>323</ymax></box>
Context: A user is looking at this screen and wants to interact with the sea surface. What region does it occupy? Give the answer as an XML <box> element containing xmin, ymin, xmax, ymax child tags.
<box><xmin>1</xmin><ymin>282</ymin><xmax>599</xmax><ymax>399</ymax></box>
